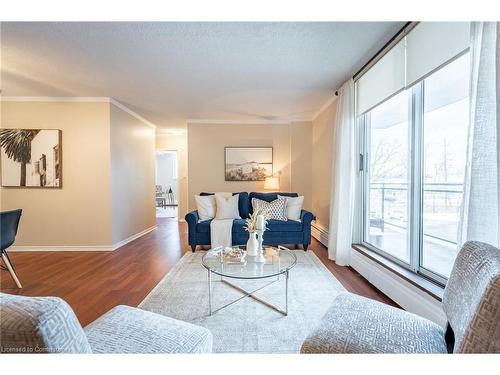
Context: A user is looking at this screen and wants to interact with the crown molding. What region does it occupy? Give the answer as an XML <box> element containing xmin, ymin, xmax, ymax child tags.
<box><xmin>186</xmin><ymin>95</ymin><xmax>338</xmax><ymax>125</ymax></box>
<box><xmin>311</xmin><ymin>94</ymin><xmax>338</xmax><ymax>122</ymax></box>
<box><xmin>1</xmin><ymin>96</ymin><xmax>336</xmax><ymax>126</ymax></box>
<box><xmin>0</xmin><ymin>96</ymin><xmax>110</xmax><ymax>102</ymax></box>
<box><xmin>156</xmin><ymin>129</ymin><xmax>187</xmax><ymax>136</ymax></box>
<box><xmin>109</xmin><ymin>98</ymin><xmax>156</xmax><ymax>129</ymax></box>
<box><xmin>186</xmin><ymin>119</ymin><xmax>300</xmax><ymax>125</ymax></box>
<box><xmin>1</xmin><ymin>96</ymin><xmax>156</xmax><ymax>129</ymax></box>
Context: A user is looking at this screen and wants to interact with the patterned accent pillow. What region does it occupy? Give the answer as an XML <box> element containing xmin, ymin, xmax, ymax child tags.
<box><xmin>251</xmin><ymin>198</ymin><xmax>288</xmax><ymax>221</ymax></box>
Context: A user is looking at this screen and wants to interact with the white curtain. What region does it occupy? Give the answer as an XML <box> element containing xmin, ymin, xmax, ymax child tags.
<box><xmin>328</xmin><ymin>79</ymin><xmax>356</xmax><ymax>265</ymax></box>
<box><xmin>458</xmin><ymin>22</ymin><xmax>500</xmax><ymax>248</ymax></box>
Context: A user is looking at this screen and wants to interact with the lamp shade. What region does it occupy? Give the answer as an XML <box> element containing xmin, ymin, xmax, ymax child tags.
<box><xmin>264</xmin><ymin>176</ymin><xmax>280</xmax><ymax>190</ymax></box>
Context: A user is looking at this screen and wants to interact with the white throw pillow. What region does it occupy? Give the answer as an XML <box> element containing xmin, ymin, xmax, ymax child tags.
<box><xmin>215</xmin><ymin>194</ymin><xmax>241</xmax><ymax>220</ymax></box>
<box><xmin>195</xmin><ymin>195</ymin><xmax>216</xmax><ymax>221</ymax></box>
<box><xmin>251</xmin><ymin>198</ymin><xmax>288</xmax><ymax>221</ymax></box>
<box><xmin>278</xmin><ymin>195</ymin><xmax>304</xmax><ymax>221</ymax></box>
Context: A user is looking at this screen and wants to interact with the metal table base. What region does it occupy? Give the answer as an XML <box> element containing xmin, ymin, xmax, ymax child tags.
<box><xmin>208</xmin><ymin>270</ymin><xmax>289</xmax><ymax>316</ymax></box>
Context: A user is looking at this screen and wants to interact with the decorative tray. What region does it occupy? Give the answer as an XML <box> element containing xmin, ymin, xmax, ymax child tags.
<box><xmin>221</xmin><ymin>247</ymin><xmax>246</xmax><ymax>263</ymax></box>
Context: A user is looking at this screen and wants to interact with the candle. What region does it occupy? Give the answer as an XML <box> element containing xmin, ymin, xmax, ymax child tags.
<box><xmin>256</xmin><ymin>214</ymin><xmax>265</xmax><ymax>230</ymax></box>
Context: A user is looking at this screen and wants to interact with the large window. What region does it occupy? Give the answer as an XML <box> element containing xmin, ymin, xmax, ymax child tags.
<box><xmin>421</xmin><ymin>55</ymin><xmax>470</xmax><ymax>278</ymax></box>
<box><xmin>365</xmin><ymin>90</ymin><xmax>410</xmax><ymax>263</ymax></box>
<box><xmin>360</xmin><ymin>53</ymin><xmax>470</xmax><ymax>283</ymax></box>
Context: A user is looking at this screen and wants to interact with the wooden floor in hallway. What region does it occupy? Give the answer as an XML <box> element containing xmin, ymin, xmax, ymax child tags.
<box><xmin>0</xmin><ymin>218</ymin><xmax>397</xmax><ymax>326</ymax></box>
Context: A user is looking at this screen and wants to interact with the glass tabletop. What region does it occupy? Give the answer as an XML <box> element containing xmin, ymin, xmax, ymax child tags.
<box><xmin>201</xmin><ymin>245</ymin><xmax>297</xmax><ymax>279</ymax></box>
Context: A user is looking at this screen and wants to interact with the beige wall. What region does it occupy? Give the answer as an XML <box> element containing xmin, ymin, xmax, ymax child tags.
<box><xmin>110</xmin><ymin>104</ymin><xmax>156</xmax><ymax>244</ymax></box>
<box><xmin>0</xmin><ymin>99</ymin><xmax>333</xmax><ymax>248</ymax></box>
<box><xmin>0</xmin><ymin>100</ymin><xmax>156</xmax><ymax>248</ymax></box>
<box><xmin>290</xmin><ymin>121</ymin><xmax>312</xmax><ymax>211</ymax></box>
<box><xmin>312</xmin><ymin>98</ymin><xmax>338</xmax><ymax>230</ymax></box>
<box><xmin>156</xmin><ymin>133</ymin><xmax>188</xmax><ymax>219</ymax></box>
<box><xmin>0</xmin><ymin>101</ymin><xmax>113</xmax><ymax>246</ymax></box>
<box><xmin>187</xmin><ymin>122</ymin><xmax>314</xmax><ymax>212</ymax></box>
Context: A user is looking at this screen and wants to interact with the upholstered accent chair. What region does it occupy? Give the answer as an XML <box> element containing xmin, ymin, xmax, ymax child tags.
<box><xmin>0</xmin><ymin>293</ymin><xmax>213</xmax><ymax>354</ymax></box>
<box><xmin>301</xmin><ymin>241</ymin><xmax>500</xmax><ymax>353</ymax></box>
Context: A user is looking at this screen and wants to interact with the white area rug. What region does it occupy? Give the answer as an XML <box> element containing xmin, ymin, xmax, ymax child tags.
<box><xmin>139</xmin><ymin>251</ymin><xmax>345</xmax><ymax>353</ymax></box>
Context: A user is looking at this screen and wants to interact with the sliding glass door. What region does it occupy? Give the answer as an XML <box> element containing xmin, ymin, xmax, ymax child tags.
<box><xmin>360</xmin><ymin>53</ymin><xmax>470</xmax><ymax>284</ymax></box>
<box><xmin>420</xmin><ymin>53</ymin><xmax>470</xmax><ymax>279</ymax></box>
<box><xmin>364</xmin><ymin>90</ymin><xmax>410</xmax><ymax>264</ymax></box>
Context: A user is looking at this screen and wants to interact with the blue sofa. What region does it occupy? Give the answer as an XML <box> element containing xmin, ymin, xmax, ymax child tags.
<box><xmin>185</xmin><ymin>192</ymin><xmax>315</xmax><ymax>252</ymax></box>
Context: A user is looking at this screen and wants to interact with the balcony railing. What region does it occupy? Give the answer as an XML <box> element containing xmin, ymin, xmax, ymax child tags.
<box><xmin>369</xmin><ymin>182</ymin><xmax>463</xmax><ymax>245</ymax></box>
<box><xmin>370</xmin><ymin>182</ymin><xmax>463</xmax><ymax>193</ymax></box>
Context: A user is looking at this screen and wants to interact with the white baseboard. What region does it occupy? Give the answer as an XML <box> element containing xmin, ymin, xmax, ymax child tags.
<box><xmin>311</xmin><ymin>225</ymin><xmax>447</xmax><ymax>326</ymax></box>
<box><xmin>350</xmin><ymin>250</ymin><xmax>446</xmax><ymax>326</ymax></box>
<box><xmin>311</xmin><ymin>222</ymin><xmax>329</xmax><ymax>247</ymax></box>
<box><xmin>10</xmin><ymin>225</ymin><xmax>157</xmax><ymax>252</ymax></box>
<box><xmin>112</xmin><ymin>225</ymin><xmax>157</xmax><ymax>250</ymax></box>
<box><xmin>10</xmin><ymin>245</ymin><xmax>113</xmax><ymax>252</ymax></box>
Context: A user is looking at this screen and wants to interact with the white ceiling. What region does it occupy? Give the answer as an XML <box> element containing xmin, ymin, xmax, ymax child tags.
<box><xmin>1</xmin><ymin>22</ymin><xmax>405</xmax><ymax>128</ymax></box>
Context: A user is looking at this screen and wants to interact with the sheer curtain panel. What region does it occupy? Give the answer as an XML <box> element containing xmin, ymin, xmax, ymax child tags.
<box><xmin>459</xmin><ymin>22</ymin><xmax>500</xmax><ymax>248</ymax></box>
<box><xmin>328</xmin><ymin>79</ymin><xmax>356</xmax><ymax>265</ymax></box>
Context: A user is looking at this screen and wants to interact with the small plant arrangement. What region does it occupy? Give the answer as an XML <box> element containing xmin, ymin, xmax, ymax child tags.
<box><xmin>244</xmin><ymin>208</ymin><xmax>270</xmax><ymax>233</ymax></box>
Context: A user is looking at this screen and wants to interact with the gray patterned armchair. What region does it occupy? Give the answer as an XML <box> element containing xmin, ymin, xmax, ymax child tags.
<box><xmin>0</xmin><ymin>293</ymin><xmax>212</xmax><ymax>354</ymax></box>
<box><xmin>301</xmin><ymin>241</ymin><xmax>500</xmax><ymax>353</ymax></box>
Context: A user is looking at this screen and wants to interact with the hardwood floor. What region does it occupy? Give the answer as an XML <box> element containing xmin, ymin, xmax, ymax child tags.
<box><xmin>0</xmin><ymin>218</ymin><xmax>397</xmax><ymax>326</ymax></box>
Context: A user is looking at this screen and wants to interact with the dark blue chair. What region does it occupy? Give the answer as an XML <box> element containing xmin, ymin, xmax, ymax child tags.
<box><xmin>1</xmin><ymin>209</ymin><xmax>23</xmax><ymax>288</ymax></box>
<box><xmin>185</xmin><ymin>192</ymin><xmax>315</xmax><ymax>252</ymax></box>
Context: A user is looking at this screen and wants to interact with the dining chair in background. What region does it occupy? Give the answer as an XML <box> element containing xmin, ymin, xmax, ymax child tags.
<box><xmin>1</xmin><ymin>209</ymin><xmax>23</xmax><ymax>289</ymax></box>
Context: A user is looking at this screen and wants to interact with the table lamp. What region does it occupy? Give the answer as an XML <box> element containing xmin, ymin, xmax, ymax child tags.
<box><xmin>264</xmin><ymin>176</ymin><xmax>280</xmax><ymax>191</ymax></box>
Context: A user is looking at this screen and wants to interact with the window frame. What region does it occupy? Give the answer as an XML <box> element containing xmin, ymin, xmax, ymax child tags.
<box><xmin>359</xmin><ymin>92</ymin><xmax>416</xmax><ymax>273</ymax></box>
<box><xmin>357</xmin><ymin>56</ymin><xmax>467</xmax><ymax>287</ymax></box>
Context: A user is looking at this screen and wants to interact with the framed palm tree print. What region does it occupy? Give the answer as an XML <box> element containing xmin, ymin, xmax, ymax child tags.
<box><xmin>0</xmin><ymin>129</ymin><xmax>62</xmax><ymax>188</ymax></box>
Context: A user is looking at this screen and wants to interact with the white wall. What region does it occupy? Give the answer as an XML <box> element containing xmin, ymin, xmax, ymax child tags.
<box><xmin>156</xmin><ymin>152</ymin><xmax>178</xmax><ymax>199</ymax></box>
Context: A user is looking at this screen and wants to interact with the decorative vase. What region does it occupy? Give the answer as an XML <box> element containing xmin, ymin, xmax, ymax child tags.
<box><xmin>246</xmin><ymin>231</ymin><xmax>259</xmax><ymax>256</ymax></box>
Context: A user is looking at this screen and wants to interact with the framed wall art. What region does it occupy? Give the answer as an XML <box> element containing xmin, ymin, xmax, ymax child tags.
<box><xmin>224</xmin><ymin>147</ymin><xmax>273</xmax><ymax>181</ymax></box>
<box><xmin>0</xmin><ymin>129</ymin><xmax>62</xmax><ymax>188</ymax></box>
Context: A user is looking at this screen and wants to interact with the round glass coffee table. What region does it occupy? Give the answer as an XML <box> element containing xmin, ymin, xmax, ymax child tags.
<box><xmin>201</xmin><ymin>245</ymin><xmax>297</xmax><ymax>316</ymax></box>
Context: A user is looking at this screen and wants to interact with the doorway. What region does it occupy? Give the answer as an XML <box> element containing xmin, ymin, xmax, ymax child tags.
<box><xmin>155</xmin><ymin>150</ymin><xmax>179</xmax><ymax>219</ymax></box>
